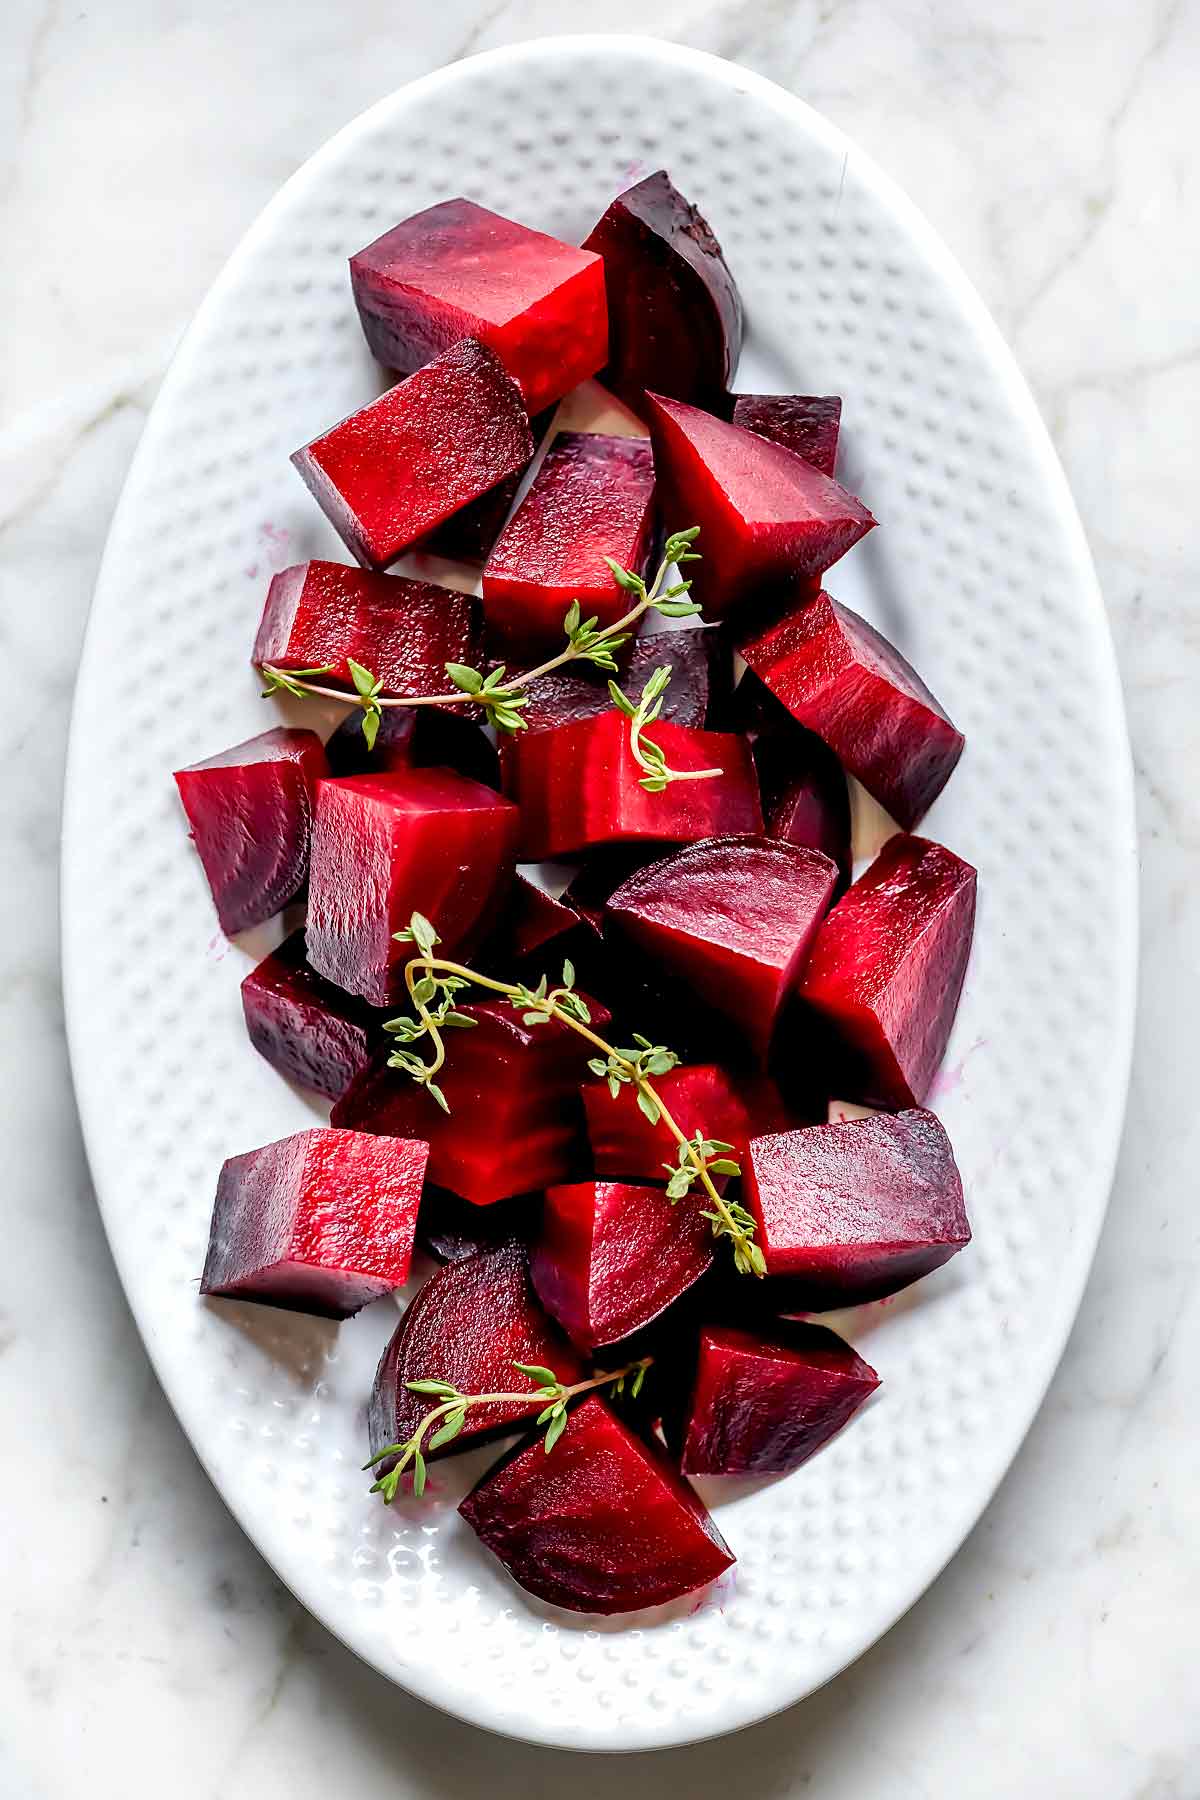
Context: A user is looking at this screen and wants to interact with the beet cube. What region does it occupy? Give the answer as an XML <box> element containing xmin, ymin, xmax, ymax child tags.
<box><xmin>292</xmin><ymin>338</ymin><xmax>533</xmax><ymax>571</ymax></box>
<box><xmin>240</xmin><ymin>929</ymin><xmax>380</xmax><ymax>1101</ymax></box>
<box><xmin>482</xmin><ymin>432</ymin><xmax>657</xmax><ymax>655</ymax></box>
<box><xmin>607</xmin><ymin>836</ymin><xmax>838</xmax><ymax>1060</ymax></box>
<box><xmin>200</xmin><ymin>1127</ymin><xmax>427</xmax><ymax>1318</ymax></box>
<box><xmin>622</xmin><ymin>628</ymin><xmax>722</xmax><ymax>728</ymax></box>
<box><xmin>174</xmin><ymin>726</ymin><xmax>327</xmax><ymax>935</ymax></box>
<box><xmin>738</xmin><ymin>590</ymin><xmax>965</xmax><ymax>829</ymax></box>
<box><xmin>479</xmin><ymin>872</ymin><xmax>585</xmax><ymax>968</ymax></box>
<box><xmin>323</xmin><ymin>702</ymin><xmax>500</xmax><ymax>790</ymax></box>
<box><xmin>743</xmin><ymin>1107</ymin><xmax>969</xmax><ymax>1302</ymax></box>
<box><xmin>729</xmin><ymin>394</ymin><xmax>842</xmax><ymax>477</ymax></box>
<box><xmin>582</xmin><ymin>1062</ymin><xmax>794</xmax><ymax>1184</ymax></box>
<box><xmin>420</xmin><ymin>406</ymin><xmax>555</xmax><ymax>564</ymax></box>
<box><xmin>460</xmin><ymin>1394</ymin><xmax>734</xmax><ymax>1614</ymax></box>
<box><xmin>753</xmin><ymin>720</ymin><xmax>852</xmax><ymax>893</ymax></box>
<box><xmin>645</xmin><ymin>394</ymin><xmax>875</xmax><ymax>616</ymax></box>
<box><xmin>794</xmin><ymin>833</ymin><xmax>977</xmax><ymax>1107</ymax></box>
<box><xmin>253</xmin><ymin>560</ymin><xmax>482</xmax><ymax>699</ymax></box>
<box><xmin>416</xmin><ymin>1188</ymin><xmax>537</xmax><ymax>1265</ymax></box>
<box><xmin>306</xmin><ymin>770</ymin><xmax>519</xmax><ymax>1006</ymax></box>
<box><xmin>582</xmin><ymin>171</ymin><xmax>743</xmax><ymax>414</ymax></box>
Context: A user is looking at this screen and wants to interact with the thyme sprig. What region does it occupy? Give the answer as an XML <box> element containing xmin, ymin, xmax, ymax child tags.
<box><xmin>608</xmin><ymin>664</ymin><xmax>724</xmax><ymax>793</ymax></box>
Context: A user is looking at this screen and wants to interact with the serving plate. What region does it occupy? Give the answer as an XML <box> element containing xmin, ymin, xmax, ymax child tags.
<box><xmin>61</xmin><ymin>36</ymin><xmax>1137</xmax><ymax>1751</ymax></box>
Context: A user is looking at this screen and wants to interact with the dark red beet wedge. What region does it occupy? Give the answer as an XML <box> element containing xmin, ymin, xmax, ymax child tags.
<box><xmin>241</xmin><ymin>929</ymin><xmax>380</xmax><ymax>1101</ymax></box>
<box><xmin>174</xmin><ymin>727</ymin><xmax>328</xmax><ymax>935</ymax></box>
<box><xmin>644</xmin><ymin>394</ymin><xmax>875</xmax><ymax>616</ymax></box>
<box><xmin>793</xmin><ymin>833</ymin><xmax>977</xmax><ymax>1107</ymax></box>
<box><xmin>291</xmin><ymin>338</ymin><xmax>533</xmax><ymax>571</ymax></box>
<box><xmin>306</xmin><ymin>770</ymin><xmax>519</xmax><ymax>1006</ymax></box>
<box><xmin>508</xmin><ymin>709</ymin><xmax>761</xmax><ymax>859</ymax></box>
<box><xmin>737</xmin><ymin>590</ymin><xmax>965</xmax><ymax>830</ymax></box>
<box><xmin>201</xmin><ymin>1127</ymin><xmax>428</xmax><ymax>1319</ymax></box>
<box><xmin>459</xmin><ymin>1394</ymin><xmax>734</xmax><ymax>1614</ymax></box>
<box><xmin>509</xmin><ymin>666</ymin><xmax>611</xmax><ymax>737</ymax></box>
<box><xmin>483</xmin><ymin>432</ymin><xmax>657</xmax><ymax>655</ymax></box>
<box><xmin>743</xmin><ymin>1107</ymin><xmax>969</xmax><ymax>1303</ymax></box>
<box><xmin>416</xmin><ymin>1188</ymin><xmax>537</xmax><ymax>1265</ymax></box>
<box><xmin>333</xmin><ymin>996</ymin><xmax>610</xmax><ymax>1204</ymax></box>
<box><xmin>479</xmin><ymin>872</ymin><xmax>584</xmax><ymax>968</ymax></box>
<box><xmin>368</xmin><ymin>1242</ymin><xmax>582</xmax><ymax>1462</ymax></box>
<box><xmin>323</xmin><ymin>703</ymin><xmax>500</xmax><ymax>790</ymax></box>
<box><xmin>607</xmin><ymin>836</ymin><xmax>838</xmax><ymax>1060</ymax></box>
<box><xmin>674</xmin><ymin>1321</ymin><xmax>879</xmax><ymax>1475</ymax></box>
<box><xmin>582</xmin><ymin>171</ymin><xmax>743</xmax><ymax>414</ymax></box>
<box><xmin>728</xmin><ymin>394</ymin><xmax>842</xmax><ymax>477</ymax></box>
<box><xmin>532</xmin><ymin>1180</ymin><xmax>714</xmax><ymax>1352</ymax></box>
<box><xmin>421</xmin><ymin>406</ymin><xmax>555</xmax><ymax>563</ymax></box>
<box><xmin>350</xmin><ymin>198</ymin><xmax>607</xmax><ymax>415</ymax></box>
<box><xmin>582</xmin><ymin>1062</ymin><xmax>794</xmax><ymax>1183</ymax></box>
<box><xmin>622</xmin><ymin>629</ymin><xmax>720</xmax><ymax>728</ymax></box>
<box><xmin>752</xmin><ymin>720</ymin><xmax>853</xmax><ymax>894</ymax></box>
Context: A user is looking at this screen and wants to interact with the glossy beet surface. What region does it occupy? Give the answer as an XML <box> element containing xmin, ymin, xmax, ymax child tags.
<box><xmin>241</xmin><ymin>930</ymin><xmax>379</xmax><ymax>1101</ymax></box>
<box><xmin>252</xmin><ymin>560</ymin><xmax>482</xmax><ymax>698</ymax></box>
<box><xmin>416</xmin><ymin>1188</ymin><xmax>537</xmax><ymax>1265</ymax></box>
<box><xmin>729</xmin><ymin>394</ymin><xmax>842</xmax><ymax>477</ymax></box>
<box><xmin>350</xmin><ymin>197</ymin><xmax>607</xmax><ymax>415</ymax></box>
<box><xmin>461</xmin><ymin>1394</ymin><xmax>734</xmax><ymax>1614</ymax></box>
<box><xmin>744</xmin><ymin>1107</ymin><xmax>969</xmax><ymax>1302</ymax></box>
<box><xmin>607</xmin><ymin>836</ymin><xmax>838</xmax><ymax>1059</ymax></box>
<box><xmin>421</xmin><ymin>406</ymin><xmax>555</xmax><ymax>563</ymax></box>
<box><xmin>737</xmin><ymin>590</ymin><xmax>965</xmax><ymax>829</ymax></box>
<box><xmin>291</xmin><ymin>338</ymin><xmax>533</xmax><ymax>570</ymax></box>
<box><xmin>532</xmin><ymin>1180</ymin><xmax>714</xmax><ymax>1352</ymax></box>
<box><xmin>369</xmin><ymin>1243</ymin><xmax>582</xmax><ymax>1462</ymax></box>
<box><xmin>582</xmin><ymin>1062</ymin><xmax>794</xmax><ymax>1183</ymax></box>
<box><xmin>333</xmin><ymin>996</ymin><xmax>610</xmax><ymax>1204</ymax></box>
<box><xmin>323</xmin><ymin>703</ymin><xmax>500</xmax><ymax>789</ymax></box>
<box><xmin>794</xmin><ymin>833</ymin><xmax>977</xmax><ymax>1107</ymax></box>
<box><xmin>483</xmin><ymin>432</ymin><xmax>657</xmax><ymax>654</ymax></box>
<box><xmin>678</xmin><ymin>1321</ymin><xmax>879</xmax><ymax>1475</ymax></box>
<box><xmin>201</xmin><ymin>1128</ymin><xmax>428</xmax><ymax>1318</ymax></box>
<box><xmin>174</xmin><ymin>727</ymin><xmax>327</xmax><ymax>935</ymax></box>
<box><xmin>582</xmin><ymin>171</ymin><xmax>743</xmax><ymax>413</ymax></box>
<box><xmin>305</xmin><ymin>770</ymin><xmax>519</xmax><ymax>1005</ymax></box>
<box><xmin>644</xmin><ymin>394</ymin><xmax>875</xmax><ymax>616</ymax></box>
<box><xmin>508</xmin><ymin>709</ymin><xmax>761</xmax><ymax>859</ymax></box>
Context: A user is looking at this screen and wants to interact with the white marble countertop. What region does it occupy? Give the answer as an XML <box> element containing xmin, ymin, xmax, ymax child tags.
<box><xmin>3</xmin><ymin>3</ymin><xmax>1196</xmax><ymax>1795</ymax></box>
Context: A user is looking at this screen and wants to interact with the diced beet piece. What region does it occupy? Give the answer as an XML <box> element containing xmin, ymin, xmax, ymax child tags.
<box><xmin>607</xmin><ymin>836</ymin><xmax>837</xmax><ymax>1060</ymax></box>
<box><xmin>729</xmin><ymin>394</ymin><xmax>842</xmax><ymax>477</ymax></box>
<box><xmin>200</xmin><ymin>1127</ymin><xmax>427</xmax><ymax>1319</ymax></box>
<box><xmin>675</xmin><ymin>1321</ymin><xmax>879</xmax><ymax>1475</ymax></box>
<box><xmin>240</xmin><ymin>929</ymin><xmax>379</xmax><ymax>1101</ymax></box>
<box><xmin>480</xmin><ymin>872</ymin><xmax>584</xmax><ymax>968</ymax></box>
<box><xmin>582</xmin><ymin>171</ymin><xmax>743</xmax><ymax>414</ymax></box>
<box><xmin>483</xmin><ymin>432</ymin><xmax>657</xmax><ymax>655</ymax></box>
<box><xmin>743</xmin><ymin>1107</ymin><xmax>969</xmax><ymax>1302</ymax></box>
<box><xmin>793</xmin><ymin>833</ymin><xmax>977</xmax><ymax>1107</ymax></box>
<box><xmin>174</xmin><ymin>727</ymin><xmax>328</xmax><ymax>935</ymax></box>
<box><xmin>421</xmin><ymin>406</ymin><xmax>556</xmax><ymax>563</ymax></box>
<box><xmin>292</xmin><ymin>338</ymin><xmax>533</xmax><ymax>571</ymax></box>
<box><xmin>416</xmin><ymin>1188</ymin><xmax>537</xmax><ymax>1265</ymax></box>
<box><xmin>511</xmin><ymin>667</ymin><xmax>611</xmax><ymax>737</ymax></box>
<box><xmin>582</xmin><ymin>1061</ymin><xmax>794</xmax><ymax>1183</ymax></box>
<box><xmin>508</xmin><ymin>709</ymin><xmax>761</xmax><ymax>859</ymax></box>
<box><xmin>460</xmin><ymin>1394</ymin><xmax>734</xmax><ymax>1614</ymax></box>
<box><xmin>644</xmin><ymin>394</ymin><xmax>875</xmax><ymax>616</ymax></box>
<box><xmin>752</xmin><ymin>720</ymin><xmax>853</xmax><ymax>893</ymax></box>
<box><xmin>305</xmin><ymin>770</ymin><xmax>519</xmax><ymax>1005</ymax></box>
<box><xmin>622</xmin><ymin>629</ymin><xmax>720</xmax><ymax>728</ymax></box>
<box><xmin>333</xmin><ymin>995</ymin><xmax>610</xmax><ymax>1204</ymax></box>
<box><xmin>323</xmin><ymin>702</ymin><xmax>500</xmax><ymax>789</ymax></box>
<box><xmin>738</xmin><ymin>590</ymin><xmax>965</xmax><ymax>829</ymax></box>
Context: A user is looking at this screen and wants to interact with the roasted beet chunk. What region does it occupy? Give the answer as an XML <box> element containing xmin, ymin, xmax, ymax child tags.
<box><xmin>747</xmin><ymin>698</ymin><xmax>853</xmax><ymax>892</ymax></box>
<box><xmin>582</xmin><ymin>1062</ymin><xmax>794</xmax><ymax>1183</ymax></box>
<box><xmin>174</xmin><ymin>726</ymin><xmax>328</xmax><ymax>935</ymax></box>
<box><xmin>323</xmin><ymin>703</ymin><xmax>500</xmax><ymax>789</ymax></box>
<box><xmin>794</xmin><ymin>833</ymin><xmax>977</xmax><ymax>1107</ymax></box>
<box><xmin>241</xmin><ymin>929</ymin><xmax>379</xmax><ymax>1101</ymax></box>
<box><xmin>306</xmin><ymin>770</ymin><xmax>519</xmax><ymax>1006</ymax></box>
<box><xmin>738</xmin><ymin>590</ymin><xmax>965</xmax><ymax>829</ymax></box>
<box><xmin>368</xmin><ymin>1242</ymin><xmax>581</xmax><ymax>1462</ymax></box>
<box><xmin>645</xmin><ymin>394</ymin><xmax>874</xmax><ymax>616</ymax></box>
<box><xmin>744</xmin><ymin>1107</ymin><xmax>969</xmax><ymax>1303</ymax></box>
<box><xmin>416</xmin><ymin>1187</ymin><xmax>537</xmax><ymax>1265</ymax></box>
<box><xmin>292</xmin><ymin>338</ymin><xmax>533</xmax><ymax>571</ymax></box>
<box><xmin>729</xmin><ymin>394</ymin><xmax>842</xmax><ymax>477</ymax></box>
<box><xmin>459</xmin><ymin>1394</ymin><xmax>734</xmax><ymax>1614</ymax></box>
<box><xmin>482</xmin><ymin>432</ymin><xmax>657</xmax><ymax>655</ymax></box>
<box><xmin>253</xmin><ymin>561</ymin><xmax>482</xmax><ymax>699</ymax></box>
<box><xmin>201</xmin><ymin>1127</ymin><xmax>428</xmax><ymax>1318</ymax></box>
<box><xmin>583</xmin><ymin>171</ymin><xmax>743</xmax><ymax>413</ymax></box>
<box><xmin>421</xmin><ymin>406</ymin><xmax>555</xmax><ymax>564</ymax></box>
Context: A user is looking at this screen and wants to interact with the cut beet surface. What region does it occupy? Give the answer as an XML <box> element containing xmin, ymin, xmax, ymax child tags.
<box><xmin>582</xmin><ymin>170</ymin><xmax>743</xmax><ymax>414</ymax></box>
<box><xmin>174</xmin><ymin>727</ymin><xmax>328</xmax><ymax>935</ymax></box>
<box><xmin>323</xmin><ymin>703</ymin><xmax>500</xmax><ymax>790</ymax></box>
<box><xmin>333</xmin><ymin>995</ymin><xmax>610</xmax><ymax>1205</ymax></box>
<box><xmin>252</xmin><ymin>560</ymin><xmax>482</xmax><ymax>699</ymax></box>
<box><xmin>368</xmin><ymin>1242</ymin><xmax>582</xmax><ymax>1465</ymax></box>
<box><xmin>744</xmin><ymin>1107</ymin><xmax>969</xmax><ymax>1303</ymax></box>
<box><xmin>350</xmin><ymin>197</ymin><xmax>607</xmax><ymax>415</ymax></box>
<box><xmin>751</xmin><ymin>716</ymin><xmax>853</xmax><ymax>895</ymax></box>
<box><xmin>728</xmin><ymin>394</ymin><xmax>843</xmax><ymax>478</ymax></box>
<box><xmin>201</xmin><ymin>1127</ymin><xmax>428</xmax><ymax>1319</ymax></box>
<box><xmin>416</xmin><ymin>1187</ymin><xmax>538</xmax><ymax>1265</ymax></box>
<box><xmin>622</xmin><ymin>629</ymin><xmax>722</xmax><ymax>728</ymax></box>
<box><xmin>607</xmin><ymin>835</ymin><xmax>838</xmax><ymax>1061</ymax></box>
<box><xmin>241</xmin><ymin>929</ymin><xmax>381</xmax><ymax>1102</ymax></box>
<box><xmin>305</xmin><ymin>769</ymin><xmax>519</xmax><ymax>1006</ymax></box>
<box><xmin>645</xmin><ymin>393</ymin><xmax>874</xmax><ymax>616</ymax></box>
<box><xmin>582</xmin><ymin>1061</ymin><xmax>795</xmax><ymax>1184</ymax></box>
<box><xmin>483</xmin><ymin>432</ymin><xmax>657</xmax><ymax>655</ymax></box>
<box><xmin>292</xmin><ymin>337</ymin><xmax>533</xmax><ymax>571</ymax></box>
<box><xmin>793</xmin><ymin>832</ymin><xmax>977</xmax><ymax>1108</ymax></box>
<box><xmin>478</xmin><ymin>872</ymin><xmax>585</xmax><ymax>969</ymax></box>
<box><xmin>460</xmin><ymin>1394</ymin><xmax>734</xmax><ymax>1615</ymax></box>
<box><xmin>421</xmin><ymin>406</ymin><xmax>555</xmax><ymax>564</ymax></box>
